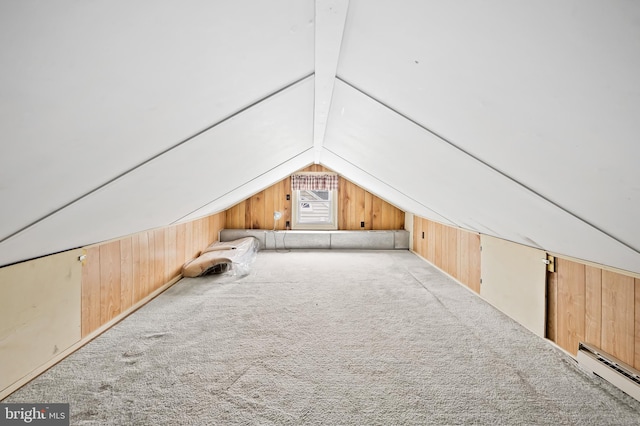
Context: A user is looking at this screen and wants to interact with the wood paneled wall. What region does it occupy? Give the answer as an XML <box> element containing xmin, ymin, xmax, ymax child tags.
<box><xmin>225</xmin><ymin>165</ymin><xmax>405</xmax><ymax>230</ymax></box>
<box><xmin>412</xmin><ymin>216</ymin><xmax>481</xmax><ymax>293</ymax></box>
<box><xmin>81</xmin><ymin>212</ymin><xmax>225</xmax><ymax>337</ymax></box>
<box><xmin>548</xmin><ymin>257</ymin><xmax>640</xmax><ymax>368</ymax></box>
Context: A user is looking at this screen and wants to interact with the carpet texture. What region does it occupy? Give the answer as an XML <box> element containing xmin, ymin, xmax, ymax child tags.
<box><xmin>4</xmin><ymin>250</ymin><xmax>640</xmax><ymax>425</ymax></box>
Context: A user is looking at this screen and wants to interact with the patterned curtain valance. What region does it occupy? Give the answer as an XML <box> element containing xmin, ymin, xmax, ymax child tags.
<box><xmin>291</xmin><ymin>173</ymin><xmax>339</xmax><ymax>191</ymax></box>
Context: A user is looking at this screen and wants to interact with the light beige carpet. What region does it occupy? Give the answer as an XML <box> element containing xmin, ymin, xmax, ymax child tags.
<box><xmin>4</xmin><ymin>250</ymin><xmax>640</xmax><ymax>425</ymax></box>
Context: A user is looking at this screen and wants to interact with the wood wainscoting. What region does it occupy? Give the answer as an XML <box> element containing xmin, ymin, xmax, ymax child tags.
<box><xmin>1</xmin><ymin>211</ymin><xmax>225</xmax><ymax>399</ymax></box>
<box><xmin>548</xmin><ymin>257</ymin><xmax>640</xmax><ymax>369</ymax></box>
<box><xmin>412</xmin><ymin>216</ymin><xmax>481</xmax><ymax>293</ymax></box>
<box><xmin>225</xmin><ymin>165</ymin><xmax>405</xmax><ymax>231</ymax></box>
<box><xmin>81</xmin><ymin>212</ymin><xmax>225</xmax><ymax>337</ymax></box>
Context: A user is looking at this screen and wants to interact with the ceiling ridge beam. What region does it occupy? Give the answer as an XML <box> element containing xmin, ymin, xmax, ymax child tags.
<box><xmin>0</xmin><ymin>72</ymin><xmax>315</xmax><ymax>246</ymax></box>
<box><xmin>313</xmin><ymin>0</ymin><xmax>350</xmax><ymax>163</ymax></box>
<box><xmin>334</xmin><ymin>75</ymin><xmax>640</xmax><ymax>256</ymax></box>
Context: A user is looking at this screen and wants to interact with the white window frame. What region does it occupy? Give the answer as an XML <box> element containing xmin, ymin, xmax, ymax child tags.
<box><xmin>291</xmin><ymin>174</ymin><xmax>338</xmax><ymax>230</ymax></box>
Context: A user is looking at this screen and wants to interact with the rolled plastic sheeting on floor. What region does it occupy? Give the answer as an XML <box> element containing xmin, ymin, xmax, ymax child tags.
<box><xmin>182</xmin><ymin>237</ymin><xmax>259</xmax><ymax>278</ymax></box>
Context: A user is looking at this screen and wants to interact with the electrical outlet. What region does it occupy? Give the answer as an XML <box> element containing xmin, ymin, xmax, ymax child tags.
<box><xmin>286</xmin><ymin>194</ymin><xmax>290</xmax><ymax>200</ymax></box>
<box><xmin>422</xmin><ymin>232</ymin><xmax>425</xmax><ymax>239</ymax></box>
<box><xmin>361</xmin><ymin>221</ymin><xmax>365</xmax><ymax>228</ymax></box>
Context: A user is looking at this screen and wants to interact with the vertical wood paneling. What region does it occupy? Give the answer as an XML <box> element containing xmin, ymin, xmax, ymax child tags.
<box><xmin>556</xmin><ymin>258</ymin><xmax>585</xmax><ymax>355</ymax></box>
<box><xmin>420</xmin><ymin>218</ymin><xmax>428</xmax><ymax>257</ymax></box>
<box><xmin>131</xmin><ymin>234</ymin><xmax>142</xmax><ymax>304</ymax></box>
<box><xmin>201</xmin><ymin>217</ymin><xmax>210</xmax><ymax>248</ymax></box>
<box><xmin>264</xmin><ymin>187</ymin><xmax>275</xmax><ymax>230</ymax></box>
<box><xmin>81</xmin><ymin>212</ymin><xmax>225</xmax><ymax>337</ymax></box>
<box><xmin>412</xmin><ymin>216</ymin><xmax>481</xmax><ymax>294</ymax></box>
<box><xmin>138</xmin><ymin>232</ymin><xmax>151</xmax><ymax>301</ymax></box>
<box><xmin>413</xmin><ymin>216</ymin><xmax>423</xmax><ymax>254</ymax></box>
<box><xmin>99</xmin><ymin>241</ymin><xmax>121</xmax><ymax>324</ymax></box>
<box><xmin>81</xmin><ymin>246</ymin><xmax>101</xmax><ymax>337</ymax></box>
<box><xmin>364</xmin><ymin>192</ymin><xmax>373</xmax><ymax>230</ymax></box>
<box><xmin>251</xmin><ymin>191</ymin><xmax>265</xmax><ymax>229</ymax></box>
<box><xmin>165</xmin><ymin>225</ymin><xmax>179</xmax><ymax>282</ymax></box>
<box><xmin>636</xmin><ymin>278</ymin><xmax>640</xmax><ymax>369</ymax></box>
<box><xmin>397</xmin><ymin>208</ymin><xmax>405</xmax><ymax>230</ymax></box>
<box><xmin>185</xmin><ymin>221</ymin><xmax>195</xmax><ymax>260</ymax></box>
<box><xmin>147</xmin><ymin>230</ymin><xmax>156</xmax><ymax>294</ymax></box>
<box><xmin>339</xmin><ymin>177</ymin><xmax>349</xmax><ymax>229</ymax></box>
<box><xmin>372</xmin><ymin>197</ymin><xmax>382</xmax><ymax>230</ymax></box>
<box><xmin>153</xmin><ymin>229</ymin><xmax>165</xmax><ymax>291</ymax></box>
<box><xmin>354</xmin><ymin>185</ymin><xmax>367</xmax><ymax>229</ymax></box>
<box><xmin>547</xmin><ymin>271</ymin><xmax>558</xmax><ymax>341</ymax></box>
<box><xmin>381</xmin><ymin>201</ymin><xmax>395</xmax><ymax>229</ymax></box>
<box><xmin>191</xmin><ymin>219</ymin><xmax>202</xmax><ymax>256</ymax></box>
<box><xmin>434</xmin><ymin>222</ymin><xmax>443</xmax><ymax>268</ymax></box>
<box><xmin>550</xmin><ymin>258</ymin><xmax>638</xmax><ymax>364</ymax></box>
<box><xmin>207</xmin><ymin>215</ymin><xmax>215</xmax><ymax>242</ymax></box>
<box><xmin>458</xmin><ymin>230</ymin><xmax>470</xmax><ymax>285</ymax></box>
<box><xmin>355</xmin><ymin>186</ymin><xmax>365</xmax><ymax>230</ymax></box>
<box><xmin>441</xmin><ymin>224</ymin><xmax>449</xmax><ymax>274</ymax></box>
<box><xmin>427</xmin><ymin>220</ymin><xmax>436</xmax><ymax>263</ymax></box>
<box><xmin>274</xmin><ymin>178</ymin><xmax>284</xmax><ymax>230</ymax></box>
<box><xmin>120</xmin><ymin>237</ymin><xmax>133</xmax><ymax>313</ymax></box>
<box><xmin>584</xmin><ymin>266</ymin><xmax>602</xmax><ymax>348</ymax></box>
<box><xmin>213</xmin><ymin>212</ymin><xmax>225</xmax><ymax>242</ymax></box>
<box><xmin>244</xmin><ymin>198</ymin><xmax>252</xmax><ymax>229</ymax></box>
<box><xmin>347</xmin><ymin>182</ymin><xmax>357</xmax><ymax>229</ymax></box>
<box><xmin>176</xmin><ymin>223</ymin><xmax>186</xmax><ymax>266</ymax></box>
<box><xmin>601</xmin><ymin>270</ymin><xmax>635</xmax><ymax>365</ymax></box>
<box><xmin>225</xmin><ymin>166</ymin><xmax>403</xmax><ymax>230</ymax></box>
<box><xmin>226</xmin><ymin>201</ymin><xmax>246</xmax><ymax>229</ymax></box>
<box><xmin>447</xmin><ymin>226</ymin><xmax>458</xmax><ymax>279</ymax></box>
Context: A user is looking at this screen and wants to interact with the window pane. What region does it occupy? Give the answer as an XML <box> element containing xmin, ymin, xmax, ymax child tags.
<box><xmin>297</xmin><ymin>189</ymin><xmax>333</xmax><ymax>224</ymax></box>
<box><xmin>299</xmin><ymin>190</ymin><xmax>329</xmax><ymax>201</ymax></box>
<box><xmin>293</xmin><ymin>188</ymin><xmax>337</xmax><ymax>229</ymax></box>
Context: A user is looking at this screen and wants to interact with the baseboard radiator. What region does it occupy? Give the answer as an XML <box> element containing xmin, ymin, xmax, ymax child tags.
<box><xmin>577</xmin><ymin>342</ymin><xmax>640</xmax><ymax>402</ymax></box>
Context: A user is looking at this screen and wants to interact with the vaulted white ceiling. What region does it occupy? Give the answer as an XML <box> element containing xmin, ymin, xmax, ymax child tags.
<box><xmin>1</xmin><ymin>0</ymin><xmax>639</xmax><ymax>274</ymax></box>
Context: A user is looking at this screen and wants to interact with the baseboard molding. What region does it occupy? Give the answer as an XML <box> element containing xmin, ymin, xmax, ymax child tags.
<box><xmin>0</xmin><ymin>275</ymin><xmax>183</xmax><ymax>401</ymax></box>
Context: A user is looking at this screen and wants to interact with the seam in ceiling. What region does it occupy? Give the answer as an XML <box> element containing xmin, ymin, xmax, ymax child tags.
<box><xmin>322</xmin><ymin>146</ymin><xmax>459</xmax><ymax>228</ymax></box>
<box><xmin>334</xmin><ymin>75</ymin><xmax>640</xmax><ymax>256</ymax></box>
<box><xmin>171</xmin><ymin>147</ymin><xmax>315</xmax><ymax>224</ymax></box>
<box><xmin>0</xmin><ymin>72</ymin><xmax>315</xmax><ymax>246</ymax></box>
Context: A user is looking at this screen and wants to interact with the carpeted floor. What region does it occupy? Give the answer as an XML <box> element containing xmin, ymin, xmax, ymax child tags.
<box><xmin>4</xmin><ymin>250</ymin><xmax>640</xmax><ymax>425</ymax></box>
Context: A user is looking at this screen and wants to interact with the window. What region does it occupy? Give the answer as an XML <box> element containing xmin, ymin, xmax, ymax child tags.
<box><xmin>291</xmin><ymin>173</ymin><xmax>339</xmax><ymax>230</ymax></box>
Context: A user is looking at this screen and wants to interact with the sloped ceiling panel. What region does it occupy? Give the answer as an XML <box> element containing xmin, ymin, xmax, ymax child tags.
<box><xmin>0</xmin><ymin>0</ymin><xmax>314</xmax><ymax>243</ymax></box>
<box><xmin>331</xmin><ymin>0</ymin><xmax>640</xmax><ymax>272</ymax></box>
<box><xmin>0</xmin><ymin>77</ymin><xmax>314</xmax><ymax>267</ymax></box>
<box><xmin>178</xmin><ymin>149</ymin><xmax>315</xmax><ymax>223</ymax></box>
<box><xmin>324</xmin><ymin>80</ymin><xmax>640</xmax><ymax>274</ymax></box>
<box><xmin>320</xmin><ymin>150</ymin><xmax>454</xmax><ymax>227</ymax></box>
